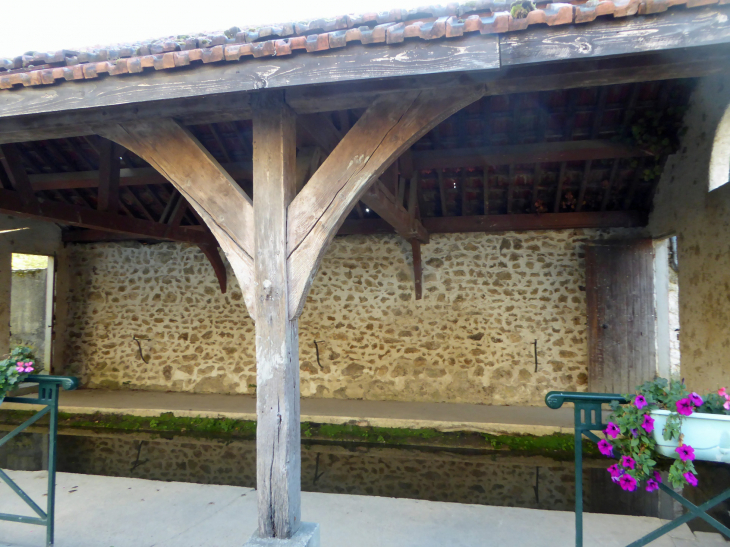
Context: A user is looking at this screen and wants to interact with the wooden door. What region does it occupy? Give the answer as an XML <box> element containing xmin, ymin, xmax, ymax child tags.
<box><xmin>585</xmin><ymin>239</ymin><xmax>656</xmax><ymax>393</ymax></box>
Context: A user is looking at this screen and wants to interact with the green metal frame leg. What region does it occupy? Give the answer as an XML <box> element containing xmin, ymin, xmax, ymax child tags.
<box><xmin>574</xmin><ymin>408</ymin><xmax>584</xmax><ymax>547</ymax></box>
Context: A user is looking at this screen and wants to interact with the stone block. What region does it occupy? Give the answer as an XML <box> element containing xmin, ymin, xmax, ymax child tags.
<box><xmin>244</xmin><ymin>523</ymin><xmax>320</xmax><ymax>547</ymax></box>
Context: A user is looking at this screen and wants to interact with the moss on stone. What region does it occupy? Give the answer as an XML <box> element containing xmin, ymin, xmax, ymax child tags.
<box><xmin>0</xmin><ymin>409</ymin><xmax>600</xmax><ymax>460</ymax></box>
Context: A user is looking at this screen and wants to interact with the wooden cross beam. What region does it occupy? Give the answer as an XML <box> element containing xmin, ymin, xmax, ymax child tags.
<box><xmin>94</xmin><ymin>86</ymin><xmax>484</xmax><ymax>540</ymax></box>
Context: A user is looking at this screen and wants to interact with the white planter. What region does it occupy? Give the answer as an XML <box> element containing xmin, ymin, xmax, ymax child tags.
<box><xmin>651</xmin><ymin>409</ymin><xmax>730</xmax><ymax>463</ymax></box>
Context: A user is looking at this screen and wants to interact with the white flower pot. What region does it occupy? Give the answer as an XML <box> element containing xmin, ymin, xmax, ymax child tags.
<box><xmin>651</xmin><ymin>409</ymin><xmax>730</xmax><ymax>463</ymax></box>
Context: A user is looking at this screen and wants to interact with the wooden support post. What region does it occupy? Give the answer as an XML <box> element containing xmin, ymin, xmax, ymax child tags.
<box><xmin>252</xmin><ymin>93</ymin><xmax>301</xmax><ymax>540</ymax></box>
<box><xmin>411</xmin><ymin>239</ymin><xmax>423</xmax><ymax>300</ymax></box>
<box><xmin>97</xmin><ymin>138</ymin><xmax>120</xmax><ymax>213</ymax></box>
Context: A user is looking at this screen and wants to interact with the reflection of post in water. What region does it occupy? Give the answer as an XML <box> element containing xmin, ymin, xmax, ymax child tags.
<box><xmin>130</xmin><ymin>441</ymin><xmax>149</xmax><ymax>473</ymax></box>
<box><xmin>313</xmin><ymin>453</ymin><xmax>325</xmax><ymax>485</ymax></box>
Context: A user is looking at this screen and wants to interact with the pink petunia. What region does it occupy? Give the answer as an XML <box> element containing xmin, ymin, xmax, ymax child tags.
<box><xmin>676</xmin><ymin>444</ymin><xmax>695</xmax><ymax>462</ymax></box>
<box><xmin>621</xmin><ymin>456</ymin><xmax>636</xmax><ymax>470</ymax></box>
<box><xmin>598</xmin><ymin>439</ymin><xmax>613</xmax><ymax>457</ymax></box>
<box><xmin>719</xmin><ymin>388</ymin><xmax>727</xmax><ymax>397</ymax></box>
<box><xmin>645</xmin><ymin>479</ymin><xmax>659</xmax><ymax>492</ymax></box>
<box><xmin>689</xmin><ymin>392</ymin><xmax>703</xmax><ymax>407</ymax></box>
<box><xmin>605</xmin><ymin>422</ymin><xmax>620</xmax><ymax>439</ymax></box>
<box><xmin>676</xmin><ymin>398</ymin><xmax>693</xmax><ymax>416</ymax></box>
<box><xmin>724</xmin><ymin>400</ymin><xmax>730</xmax><ymax>411</ymax></box>
<box><xmin>15</xmin><ymin>364</ymin><xmax>23</xmax><ymax>372</ymax></box>
<box><xmin>607</xmin><ymin>464</ymin><xmax>622</xmax><ymax>479</ymax></box>
<box><xmin>619</xmin><ymin>474</ymin><xmax>637</xmax><ymax>492</ymax></box>
<box><xmin>634</xmin><ymin>395</ymin><xmax>648</xmax><ymax>409</ymax></box>
<box><xmin>653</xmin><ymin>471</ymin><xmax>662</xmax><ymax>484</ymax></box>
<box><xmin>641</xmin><ymin>414</ymin><xmax>655</xmax><ymax>433</ymax></box>
<box><xmin>684</xmin><ymin>472</ymin><xmax>698</xmax><ymax>487</ymax></box>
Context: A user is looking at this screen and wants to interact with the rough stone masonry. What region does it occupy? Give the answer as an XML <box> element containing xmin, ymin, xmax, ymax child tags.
<box><xmin>62</xmin><ymin>228</ymin><xmax>637</xmax><ymax>406</ymax></box>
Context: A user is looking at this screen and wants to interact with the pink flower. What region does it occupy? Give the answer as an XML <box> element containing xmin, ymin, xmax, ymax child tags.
<box><xmin>654</xmin><ymin>471</ymin><xmax>662</xmax><ymax>484</ymax></box>
<box><xmin>619</xmin><ymin>474</ymin><xmax>637</xmax><ymax>492</ymax></box>
<box><xmin>641</xmin><ymin>414</ymin><xmax>655</xmax><ymax>433</ymax></box>
<box><xmin>605</xmin><ymin>422</ymin><xmax>620</xmax><ymax>439</ymax></box>
<box><xmin>719</xmin><ymin>388</ymin><xmax>727</xmax><ymax>397</ymax></box>
<box><xmin>634</xmin><ymin>395</ymin><xmax>647</xmax><ymax>409</ymax></box>
<box><xmin>15</xmin><ymin>364</ymin><xmax>23</xmax><ymax>372</ymax></box>
<box><xmin>598</xmin><ymin>439</ymin><xmax>613</xmax><ymax>457</ymax></box>
<box><xmin>724</xmin><ymin>400</ymin><xmax>730</xmax><ymax>411</ymax></box>
<box><xmin>684</xmin><ymin>472</ymin><xmax>698</xmax><ymax>487</ymax></box>
<box><xmin>689</xmin><ymin>392</ymin><xmax>703</xmax><ymax>407</ymax></box>
<box><xmin>646</xmin><ymin>479</ymin><xmax>659</xmax><ymax>492</ymax></box>
<box><xmin>676</xmin><ymin>398</ymin><xmax>693</xmax><ymax>416</ymax></box>
<box><xmin>621</xmin><ymin>456</ymin><xmax>636</xmax><ymax>470</ymax></box>
<box><xmin>607</xmin><ymin>464</ymin><xmax>622</xmax><ymax>479</ymax></box>
<box><xmin>676</xmin><ymin>444</ymin><xmax>695</xmax><ymax>462</ymax></box>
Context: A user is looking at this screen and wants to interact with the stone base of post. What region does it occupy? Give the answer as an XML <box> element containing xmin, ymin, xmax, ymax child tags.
<box><xmin>244</xmin><ymin>523</ymin><xmax>320</xmax><ymax>547</ymax></box>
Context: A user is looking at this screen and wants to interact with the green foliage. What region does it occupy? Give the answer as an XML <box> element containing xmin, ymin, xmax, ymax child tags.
<box><xmin>0</xmin><ymin>346</ymin><xmax>40</xmax><ymax>400</ymax></box>
<box><xmin>603</xmin><ymin>377</ymin><xmax>727</xmax><ymax>492</ymax></box>
<box><xmin>510</xmin><ymin>0</ymin><xmax>535</xmax><ymax>18</ymax></box>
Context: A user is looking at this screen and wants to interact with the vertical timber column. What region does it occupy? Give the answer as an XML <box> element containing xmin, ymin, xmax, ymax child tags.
<box><xmin>252</xmin><ymin>92</ymin><xmax>301</xmax><ymax>539</ymax></box>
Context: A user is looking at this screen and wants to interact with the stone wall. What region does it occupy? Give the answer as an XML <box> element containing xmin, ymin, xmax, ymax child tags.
<box><xmin>62</xmin><ymin>228</ymin><xmax>635</xmax><ymax>406</ymax></box>
<box><xmin>649</xmin><ymin>74</ymin><xmax>730</xmax><ymax>395</ymax></box>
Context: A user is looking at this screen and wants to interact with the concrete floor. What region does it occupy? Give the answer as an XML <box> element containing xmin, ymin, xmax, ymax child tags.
<box><xmin>0</xmin><ymin>471</ymin><xmax>727</xmax><ymax>547</ymax></box>
<box><xmin>3</xmin><ymin>389</ymin><xmax>575</xmax><ymax>436</ymax></box>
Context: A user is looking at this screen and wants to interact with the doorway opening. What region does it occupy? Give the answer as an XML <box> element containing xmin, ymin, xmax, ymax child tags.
<box><xmin>10</xmin><ymin>253</ymin><xmax>55</xmax><ymax>374</ymax></box>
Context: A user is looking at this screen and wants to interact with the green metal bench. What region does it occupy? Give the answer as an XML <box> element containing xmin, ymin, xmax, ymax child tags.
<box><xmin>546</xmin><ymin>391</ymin><xmax>730</xmax><ymax>547</ymax></box>
<box><xmin>0</xmin><ymin>374</ymin><xmax>79</xmax><ymax>546</ymax></box>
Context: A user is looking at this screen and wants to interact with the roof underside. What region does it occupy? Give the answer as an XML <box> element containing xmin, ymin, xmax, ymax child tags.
<box><xmin>2</xmin><ymin>77</ymin><xmax>694</xmax><ymax>242</ymax></box>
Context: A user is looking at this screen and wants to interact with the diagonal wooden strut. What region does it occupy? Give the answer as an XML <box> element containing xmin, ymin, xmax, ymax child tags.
<box><xmin>287</xmin><ymin>86</ymin><xmax>484</xmax><ymax>318</ymax></box>
<box><xmin>97</xmin><ymin>120</ymin><xmax>255</xmax><ymax>314</ymax></box>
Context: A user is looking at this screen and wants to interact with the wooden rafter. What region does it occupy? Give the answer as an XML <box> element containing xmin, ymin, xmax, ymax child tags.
<box><xmin>97</xmin><ymin>138</ymin><xmax>120</xmax><ymax>213</ymax></box>
<box><xmin>0</xmin><ymin>187</ymin><xmax>214</xmax><ymax>245</ymax></box>
<box><xmin>411</xmin><ymin>140</ymin><xmax>651</xmax><ymax>171</ymax></box>
<box><xmin>339</xmin><ymin>210</ymin><xmax>646</xmax><ymax>235</ymax></box>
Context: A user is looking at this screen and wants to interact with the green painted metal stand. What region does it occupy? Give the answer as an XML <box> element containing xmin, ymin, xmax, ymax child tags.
<box><xmin>546</xmin><ymin>391</ymin><xmax>730</xmax><ymax>547</ymax></box>
<box><xmin>0</xmin><ymin>375</ymin><xmax>79</xmax><ymax>546</ymax></box>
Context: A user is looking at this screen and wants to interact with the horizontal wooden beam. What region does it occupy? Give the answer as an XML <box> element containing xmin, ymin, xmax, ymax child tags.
<box><xmin>0</xmin><ymin>8</ymin><xmax>728</xmax><ymax>144</ymax></box>
<box><xmin>0</xmin><ymin>189</ymin><xmax>215</xmax><ymax>245</ymax></box>
<box><xmin>339</xmin><ymin>211</ymin><xmax>646</xmax><ymax>235</ymax></box>
<box><xmin>28</xmin><ymin>162</ymin><xmax>252</xmax><ymax>191</ymax></box>
<box><xmin>412</xmin><ymin>140</ymin><xmax>651</xmax><ymax>170</ymax></box>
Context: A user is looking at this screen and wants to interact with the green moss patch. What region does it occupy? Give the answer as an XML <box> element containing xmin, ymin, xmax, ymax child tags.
<box><xmin>0</xmin><ymin>409</ymin><xmax>598</xmax><ymax>460</ymax></box>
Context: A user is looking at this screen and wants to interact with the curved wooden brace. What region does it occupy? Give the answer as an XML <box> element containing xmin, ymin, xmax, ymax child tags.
<box><xmin>97</xmin><ymin>119</ymin><xmax>256</xmax><ymax>315</ymax></box>
<box><xmin>198</xmin><ymin>243</ymin><xmax>227</xmax><ymax>294</ymax></box>
<box><xmin>286</xmin><ymin>86</ymin><xmax>485</xmax><ymax>318</ymax></box>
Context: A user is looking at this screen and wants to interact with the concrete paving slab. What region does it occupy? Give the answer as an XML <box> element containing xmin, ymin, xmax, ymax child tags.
<box><xmin>1</xmin><ymin>389</ymin><xmax>576</xmax><ymax>436</ymax></box>
<box><xmin>0</xmin><ymin>471</ymin><xmax>702</xmax><ymax>547</ymax></box>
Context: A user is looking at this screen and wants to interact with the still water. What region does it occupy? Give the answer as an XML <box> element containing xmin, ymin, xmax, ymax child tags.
<box><xmin>2</xmin><ymin>429</ymin><xmax>729</xmax><ymax>535</ymax></box>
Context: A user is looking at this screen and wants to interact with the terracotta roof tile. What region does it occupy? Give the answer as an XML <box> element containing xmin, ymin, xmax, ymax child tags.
<box><xmin>0</xmin><ymin>0</ymin><xmax>727</xmax><ymax>91</ymax></box>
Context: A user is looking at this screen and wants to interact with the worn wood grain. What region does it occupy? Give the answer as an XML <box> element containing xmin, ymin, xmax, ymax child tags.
<box><xmin>2</xmin><ymin>42</ymin><xmax>730</xmax><ymax>145</ymax></box>
<box><xmin>198</xmin><ymin>243</ymin><xmax>227</xmax><ymax>294</ymax></box>
<box><xmin>0</xmin><ymin>38</ymin><xmax>498</xmax><ymax>121</ymax></box>
<box><xmin>251</xmin><ymin>93</ymin><xmax>301</xmax><ymax>540</ymax></box>
<box><xmin>361</xmin><ymin>180</ymin><xmax>429</xmax><ymax>242</ymax></box>
<box><xmin>287</xmin><ymin>87</ymin><xmax>483</xmax><ymax>318</ymax></box>
<box><xmin>97</xmin><ymin>119</ymin><xmax>256</xmax><ymax>314</ymax></box>
<box><xmin>500</xmin><ymin>6</ymin><xmax>730</xmax><ymax>67</ymax></box>
<box><xmin>411</xmin><ymin>239</ymin><xmax>423</xmax><ymax>301</ymax></box>
<box><xmin>585</xmin><ymin>239</ymin><xmax>656</xmax><ymax>393</ymax></box>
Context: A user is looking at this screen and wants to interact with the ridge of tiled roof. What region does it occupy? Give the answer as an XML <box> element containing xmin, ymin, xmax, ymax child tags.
<box><xmin>1</xmin><ymin>0</ymin><xmax>726</xmax><ymax>90</ymax></box>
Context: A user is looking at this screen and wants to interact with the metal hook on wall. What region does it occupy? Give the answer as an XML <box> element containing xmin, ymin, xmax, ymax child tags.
<box><xmin>133</xmin><ymin>335</ymin><xmax>150</xmax><ymax>364</ymax></box>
